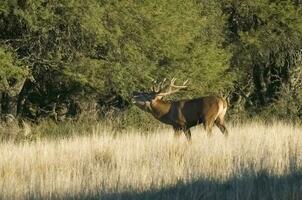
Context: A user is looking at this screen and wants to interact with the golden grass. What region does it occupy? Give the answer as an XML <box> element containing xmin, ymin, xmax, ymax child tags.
<box><xmin>0</xmin><ymin>122</ymin><xmax>302</xmax><ymax>200</ymax></box>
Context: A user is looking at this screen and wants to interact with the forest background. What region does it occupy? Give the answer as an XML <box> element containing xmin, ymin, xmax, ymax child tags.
<box><xmin>1</xmin><ymin>0</ymin><xmax>302</xmax><ymax>134</ymax></box>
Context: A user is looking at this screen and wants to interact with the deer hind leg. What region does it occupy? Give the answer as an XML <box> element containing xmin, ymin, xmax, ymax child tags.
<box><xmin>215</xmin><ymin>105</ymin><xmax>228</xmax><ymax>137</ymax></box>
<box><xmin>203</xmin><ymin>119</ymin><xmax>214</xmax><ymax>137</ymax></box>
<box><xmin>215</xmin><ymin>115</ymin><xmax>228</xmax><ymax>137</ymax></box>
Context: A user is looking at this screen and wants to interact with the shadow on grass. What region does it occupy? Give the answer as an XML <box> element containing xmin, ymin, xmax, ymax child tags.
<box><xmin>45</xmin><ymin>170</ymin><xmax>302</xmax><ymax>200</ymax></box>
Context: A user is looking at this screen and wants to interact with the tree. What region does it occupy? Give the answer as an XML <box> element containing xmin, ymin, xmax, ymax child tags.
<box><xmin>222</xmin><ymin>0</ymin><xmax>302</xmax><ymax>118</ymax></box>
<box><xmin>0</xmin><ymin>47</ymin><xmax>30</xmax><ymax>119</ymax></box>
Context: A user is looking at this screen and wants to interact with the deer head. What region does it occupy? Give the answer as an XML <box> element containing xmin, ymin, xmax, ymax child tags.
<box><xmin>132</xmin><ymin>78</ymin><xmax>188</xmax><ymax>112</ymax></box>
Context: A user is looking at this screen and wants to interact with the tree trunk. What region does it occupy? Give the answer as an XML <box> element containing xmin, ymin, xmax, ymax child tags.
<box><xmin>17</xmin><ymin>79</ymin><xmax>33</xmax><ymax>118</ymax></box>
<box><xmin>1</xmin><ymin>78</ymin><xmax>27</xmax><ymax>121</ymax></box>
<box><xmin>2</xmin><ymin>93</ymin><xmax>18</xmax><ymax>117</ymax></box>
<box><xmin>253</xmin><ymin>64</ymin><xmax>267</xmax><ymax>105</ymax></box>
<box><xmin>0</xmin><ymin>92</ymin><xmax>18</xmax><ymax>123</ymax></box>
<box><xmin>0</xmin><ymin>92</ymin><xmax>3</xmax><ymax>118</ymax></box>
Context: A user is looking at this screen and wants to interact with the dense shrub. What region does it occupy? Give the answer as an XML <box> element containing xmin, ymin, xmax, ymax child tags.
<box><xmin>0</xmin><ymin>0</ymin><xmax>301</xmax><ymax>128</ymax></box>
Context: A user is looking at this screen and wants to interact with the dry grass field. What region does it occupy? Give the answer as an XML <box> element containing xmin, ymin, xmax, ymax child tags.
<box><xmin>0</xmin><ymin>122</ymin><xmax>302</xmax><ymax>200</ymax></box>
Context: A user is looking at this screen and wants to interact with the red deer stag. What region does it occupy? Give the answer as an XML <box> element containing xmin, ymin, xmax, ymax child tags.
<box><xmin>132</xmin><ymin>78</ymin><xmax>228</xmax><ymax>140</ymax></box>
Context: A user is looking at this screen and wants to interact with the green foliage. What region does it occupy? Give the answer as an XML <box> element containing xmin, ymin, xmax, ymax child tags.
<box><xmin>222</xmin><ymin>0</ymin><xmax>302</xmax><ymax>116</ymax></box>
<box><xmin>117</xmin><ymin>106</ymin><xmax>161</xmax><ymax>131</ymax></box>
<box><xmin>0</xmin><ymin>0</ymin><xmax>301</xmax><ymax>126</ymax></box>
<box><xmin>0</xmin><ymin>48</ymin><xmax>25</xmax><ymax>81</ymax></box>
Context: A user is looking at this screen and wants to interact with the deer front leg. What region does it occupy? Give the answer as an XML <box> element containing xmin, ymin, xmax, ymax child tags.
<box><xmin>183</xmin><ymin>128</ymin><xmax>192</xmax><ymax>141</ymax></box>
<box><xmin>173</xmin><ymin>127</ymin><xmax>182</xmax><ymax>138</ymax></box>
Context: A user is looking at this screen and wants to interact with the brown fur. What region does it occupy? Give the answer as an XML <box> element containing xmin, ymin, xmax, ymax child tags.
<box><xmin>149</xmin><ymin>96</ymin><xmax>228</xmax><ymax>140</ymax></box>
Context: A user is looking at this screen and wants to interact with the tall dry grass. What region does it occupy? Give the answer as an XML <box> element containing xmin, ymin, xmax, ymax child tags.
<box><xmin>0</xmin><ymin>122</ymin><xmax>302</xmax><ymax>200</ymax></box>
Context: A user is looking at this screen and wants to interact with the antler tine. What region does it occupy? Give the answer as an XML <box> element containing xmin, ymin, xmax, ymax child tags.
<box><xmin>150</xmin><ymin>80</ymin><xmax>154</xmax><ymax>92</ymax></box>
<box><xmin>160</xmin><ymin>78</ymin><xmax>167</xmax><ymax>89</ymax></box>
<box><xmin>157</xmin><ymin>78</ymin><xmax>189</xmax><ymax>97</ymax></box>
<box><xmin>151</xmin><ymin>85</ymin><xmax>155</xmax><ymax>92</ymax></box>
<box><xmin>151</xmin><ymin>78</ymin><xmax>169</xmax><ymax>93</ymax></box>
<box><xmin>151</xmin><ymin>80</ymin><xmax>159</xmax><ymax>93</ymax></box>
<box><xmin>170</xmin><ymin>77</ymin><xmax>176</xmax><ymax>85</ymax></box>
<box><xmin>170</xmin><ymin>79</ymin><xmax>189</xmax><ymax>89</ymax></box>
<box><xmin>152</xmin><ymin>78</ymin><xmax>165</xmax><ymax>93</ymax></box>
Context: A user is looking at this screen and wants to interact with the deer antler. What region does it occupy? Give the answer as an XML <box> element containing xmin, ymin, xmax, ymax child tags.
<box><xmin>151</xmin><ymin>78</ymin><xmax>167</xmax><ymax>93</ymax></box>
<box><xmin>157</xmin><ymin>77</ymin><xmax>189</xmax><ymax>96</ymax></box>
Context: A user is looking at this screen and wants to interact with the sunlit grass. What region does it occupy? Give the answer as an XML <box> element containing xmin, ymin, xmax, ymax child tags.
<box><xmin>0</xmin><ymin>122</ymin><xmax>301</xmax><ymax>199</ymax></box>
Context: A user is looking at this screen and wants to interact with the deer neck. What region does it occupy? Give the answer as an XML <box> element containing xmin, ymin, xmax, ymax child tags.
<box><xmin>150</xmin><ymin>99</ymin><xmax>171</xmax><ymax>120</ymax></box>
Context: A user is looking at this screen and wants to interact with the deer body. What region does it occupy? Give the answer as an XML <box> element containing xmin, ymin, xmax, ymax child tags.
<box><xmin>132</xmin><ymin>78</ymin><xmax>228</xmax><ymax>140</ymax></box>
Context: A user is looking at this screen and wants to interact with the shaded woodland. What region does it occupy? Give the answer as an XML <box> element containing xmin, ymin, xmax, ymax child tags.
<box><xmin>1</xmin><ymin>0</ymin><xmax>302</xmax><ymax>126</ymax></box>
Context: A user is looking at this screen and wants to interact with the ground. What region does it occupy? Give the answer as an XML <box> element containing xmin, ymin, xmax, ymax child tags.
<box><xmin>0</xmin><ymin>122</ymin><xmax>302</xmax><ymax>200</ymax></box>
